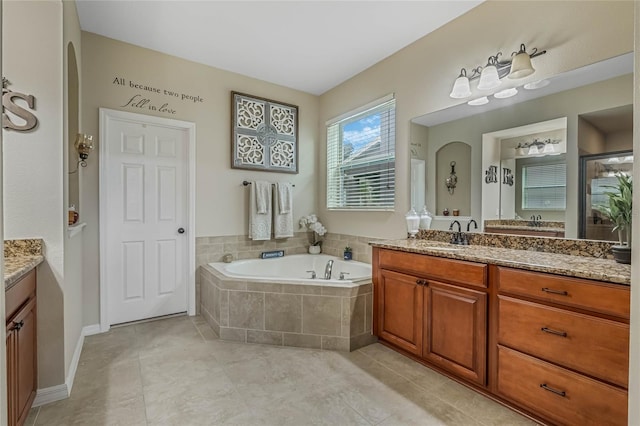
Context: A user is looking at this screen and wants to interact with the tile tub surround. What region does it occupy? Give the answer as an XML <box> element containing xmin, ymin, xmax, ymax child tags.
<box><xmin>416</xmin><ymin>229</ymin><xmax>617</xmax><ymax>259</ymax></box>
<box><xmin>372</xmin><ymin>238</ymin><xmax>631</xmax><ymax>285</ymax></box>
<box><xmin>200</xmin><ymin>264</ymin><xmax>376</xmax><ymax>351</ymax></box>
<box><xmin>195</xmin><ymin>232</ymin><xmax>381</xmax><ymax>314</ymax></box>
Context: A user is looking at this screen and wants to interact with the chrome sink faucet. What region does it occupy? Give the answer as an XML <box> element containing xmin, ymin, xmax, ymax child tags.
<box><xmin>324</xmin><ymin>260</ymin><xmax>334</xmax><ymax>280</ymax></box>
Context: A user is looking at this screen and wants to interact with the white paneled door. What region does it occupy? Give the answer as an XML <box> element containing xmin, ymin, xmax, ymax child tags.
<box><xmin>102</xmin><ymin>111</ymin><xmax>191</xmax><ymax>325</ymax></box>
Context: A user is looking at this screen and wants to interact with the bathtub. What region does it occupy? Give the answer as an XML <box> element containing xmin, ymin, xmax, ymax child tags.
<box><xmin>209</xmin><ymin>254</ymin><xmax>371</xmax><ymax>286</ymax></box>
<box><xmin>201</xmin><ymin>254</ymin><xmax>376</xmax><ymax>351</ymax></box>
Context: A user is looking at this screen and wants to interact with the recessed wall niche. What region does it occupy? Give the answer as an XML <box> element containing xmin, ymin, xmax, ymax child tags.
<box><xmin>436</xmin><ymin>141</ymin><xmax>471</xmax><ymax>217</ymax></box>
<box><xmin>68</xmin><ymin>42</ymin><xmax>80</xmax><ymax>216</ymax></box>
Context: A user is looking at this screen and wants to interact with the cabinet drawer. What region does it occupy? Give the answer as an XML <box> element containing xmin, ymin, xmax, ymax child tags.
<box><xmin>498</xmin><ymin>296</ymin><xmax>629</xmax><ymax>388</ymax></box>
<box><xmin>497</xmin><ymin>345</ymin><xmax>627</xmax><ymax>426</ymax></box>
<box><xmin>379</xmin><ymin>249</ymin><xmax>486</xmax><ymax>288</ymax></box>
<box><xmin>496</xmin><ymin>266</ymin><xmax>629</xmax><ymax>318</ymax></box>
<box><xmin>6</xmin><ymin>270</ymin><xmax>36</xmax><ymax>321</ymax></box>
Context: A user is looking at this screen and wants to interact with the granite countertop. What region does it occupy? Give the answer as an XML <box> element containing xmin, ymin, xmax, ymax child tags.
<box><xmin>5</xmin><ymin>255</ymin><xmax>44</xmax><ymax>290</ymax></box>
<box><xmin>4</xmin><ymin>239</ymin><xmax>44</xmax><ymax>290</ymax></box>
<box><xmin>371</xmin><ymin>239</ymin><xmax>631</xmax><ymax>285</ymax></box>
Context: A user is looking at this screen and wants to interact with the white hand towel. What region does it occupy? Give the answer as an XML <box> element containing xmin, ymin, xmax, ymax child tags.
<box><xmin>274</xmin><ymin>182</ymin><xmax>294</xmax><ymax>239</ymax></box>
<box><xmin>277</xmin><ymin>182</ymin><xmax>292</xmax><ymax>214</ymax></box>
<box><xmin>249</xmin><ymin>181</ymin><xmax>272</xmax><ymax>240</ymax></box>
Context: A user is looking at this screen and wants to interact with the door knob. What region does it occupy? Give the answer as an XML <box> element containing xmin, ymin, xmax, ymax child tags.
<box><xmin>178</xmin><ymin>228</ymin><xmax>185</xmax><ymax>234</ymax></box>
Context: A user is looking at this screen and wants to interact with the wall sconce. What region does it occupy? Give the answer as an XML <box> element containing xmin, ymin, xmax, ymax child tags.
<box><xmin>445</xmin><ymin>161</ymin><xmax>457</xmax><ymax>195</ymax></box>
<box><xmin>75</xmin><ymin>133</ymin><xmax>94</xmax><ymax>167</ymax></box>
<box><xmin>449</xmin><ymin>43</ymin><xmax>546</xmax><ymax>100</ymax></box>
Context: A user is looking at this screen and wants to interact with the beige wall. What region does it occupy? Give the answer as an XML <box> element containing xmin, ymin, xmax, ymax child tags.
<box><xmin>606</xmin><ymin>129</ymin><xmax>633</xmax><ymax>152</ymax></box>
<box><xmin>578</xmin><ymin>118</ymin><xmax>606</xmax><ymax>155</ymax></box>
<box><xmin>318</xmin><ymin>1</ymin><xmax>633</xmax><ymax>240</ymax></box>
<box><xmin>81</xmin><ymin>32</ymin><xmax>320</xmax><ymax>326</ymax></box>
<box><xmin>3</xmin><ymin>0</ymin><xmax>66</xmax><ymax>388</ymax></box>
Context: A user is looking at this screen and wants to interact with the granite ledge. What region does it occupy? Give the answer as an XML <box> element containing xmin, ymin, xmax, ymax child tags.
<box><xmin>370</xmin><ymin>239</ymin><xmax>631</xmax><ymax>286</ymax></box>
<box><xmin>5</xmin><ymin>255</ymin><xmax>44</xmax><ymax>290</ymax></box>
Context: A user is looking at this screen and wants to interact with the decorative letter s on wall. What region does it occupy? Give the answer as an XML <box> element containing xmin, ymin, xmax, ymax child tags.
<box><xmin>2</xmin><ymin>77</ymin><xmax>38</xmax><ymax>132</ymax></box>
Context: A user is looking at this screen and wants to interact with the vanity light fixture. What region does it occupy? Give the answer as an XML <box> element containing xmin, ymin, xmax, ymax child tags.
<box><xmin>508</xmin><ymin>44</ymin><xmax>536</xmax><ymax>79</ymax></box>
<box><xmin>449</xmin><ymin>69</ymin><xmax>472</xmax><ymax>99</ymax></box>
<box><xmin>523</xmin><ymin>79</ymin><xmax>550</xmax><ymax>90</ymax></box>
<box><xmin>448</xmin><ymin>43</ymin><xmax>546</xmax><ymax>99</ymax></box>
<box><xmin>494</xmin><ymin>87</ymin><xmax>518</xmax><ymax>99</ymax></box>
<box><xmin>542</xmin><ymin>142</ymin><xmax>555</xmax><ymax>154</ymax></box>
<box><xmin>467</xmin><ymin>96</ymin><xmax>489</xmax><ymax>106</ymax></box>
<box><xmin>477</xmin><ymin>55</ymin><xmax>502</xmax><ymax>91</ymax></box>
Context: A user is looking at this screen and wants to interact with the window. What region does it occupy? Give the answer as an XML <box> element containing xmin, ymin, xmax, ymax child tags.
<box><xmin>521</xmin><ymin>162</ymin><xmax>566</xmax><ymax>210</ymax></box>
<box><xmin>326</xmin><ymin>95</ymin><xmax>395</xmax><ymax>210</ymax></box>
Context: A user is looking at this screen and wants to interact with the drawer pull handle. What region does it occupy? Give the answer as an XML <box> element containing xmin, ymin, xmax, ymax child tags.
<box><xmin>541</xmin><ymin>287</ymin><xmax>568</xmax><ymax>296</ymax></box>
<box><xmin>541</xmin><ymin>327</ymin><xmax>568</xmax><ymax>337</ymax></box>
<box><xmin>415</xmin><ymin>279</ymin><xmax>426</xmax><ymax>286</ymax></box>
<box><xmin>540</xmin><ymin>383</ymin><xmax>566</xmax><ymax>397</ymax></box>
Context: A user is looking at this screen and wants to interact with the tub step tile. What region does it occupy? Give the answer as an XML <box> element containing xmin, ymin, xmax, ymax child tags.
<box><xmin>283</xmin><ymin>333</ymin><xmax>322</xmax><ymax>350</ymax></box>
<box><xmin>247</xmin><ymin>330</ymin><xmax>284</xmax><ymax>346</ymax></box>
<box><xmin>219</xmin><ymin>327</ymin><xmax>246</xmax><ymax>343</ymax></box>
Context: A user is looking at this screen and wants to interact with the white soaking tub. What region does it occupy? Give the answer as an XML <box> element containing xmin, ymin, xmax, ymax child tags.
<box><xmin>209</xmin><ymin>254</ymin><xmax>371</xmax><ymax>286</ymax></box>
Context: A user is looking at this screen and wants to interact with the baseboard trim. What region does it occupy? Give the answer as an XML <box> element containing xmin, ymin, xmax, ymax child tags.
<box><xmin>32</xmin><ymin>384</ymin><xmax>68</xmax><ymax>407</ymax></box>
<box><xmin>34</xmin><ymin>324</ymin><xmax>101</xmax><ymax>407</ymax></box>
<box><xmin>65</xmin><ymin>330</ymin><xmax>85</xmax><ymax>395</ymax></box>
<box><xmin>82</xmin><ymin>324</ymin><xmax>101</xmax><ymax>336</ymax></box>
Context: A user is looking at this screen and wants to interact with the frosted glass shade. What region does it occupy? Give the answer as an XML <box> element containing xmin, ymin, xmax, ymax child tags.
<box><xmin>477</xmin><ymin>65</ymin><xmax>501</xmax><ymax>90</ymax></box>
<box><xmin>508</xmin><ymin>52</ymin><xmax>535</xmax><ymax>79</ymax></box>
<box><xmin>528</xmin><ymin>145</ymin><xmax>540</xmax><ymax>155</ymax></box>
<box><xmin>467</xmin><ymin>96</ymin><xmax>489</xmax><ymax>106</ymax></box>
<box><xmin>494</xmin><ymin>88</ymin><xmax>518</xmax><ymax>99</ymax></box>
<box><xmin>542</xmin><ymin>143</ymin><xmax>555</xmax><ymax>154</ymax></box>
<box><xmin>449</xmin><ymin>75</ymin><xmax>472</xmax><ymax>99</ymax></box>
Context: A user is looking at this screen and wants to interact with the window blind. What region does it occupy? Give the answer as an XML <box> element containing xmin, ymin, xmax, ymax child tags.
<box><xmin>326</xmin><ymin>97</ymin><xmax>395</xmax><ymax>210</ymax></box>
<box><xmin>522</xmin><ymin>162</ymin><xmax>566</xmax><ymax>210</ymax></box>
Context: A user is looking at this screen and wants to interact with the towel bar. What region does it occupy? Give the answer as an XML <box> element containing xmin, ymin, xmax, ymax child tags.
<box><xmin>242</xmin><ymin>180</ymin><xmax>295</xmax><ymax>187</ymax></box>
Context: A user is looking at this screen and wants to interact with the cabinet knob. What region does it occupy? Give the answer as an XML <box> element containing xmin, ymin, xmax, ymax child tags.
<box><xmin>416</xmin><ymin>279</ymin><xmax>426</xmax><ymax>286</ymax></box>
<box><xmin>11</xmin><ymin>320</ymin><xmax>24</xmax><ymax>331</ymax></box>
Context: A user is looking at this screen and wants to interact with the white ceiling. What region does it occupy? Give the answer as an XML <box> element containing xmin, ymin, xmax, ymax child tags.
<box><xmin>75</xmin><ymin>1</ymin><xmax>483</xmax><ymax>95</ymax></box>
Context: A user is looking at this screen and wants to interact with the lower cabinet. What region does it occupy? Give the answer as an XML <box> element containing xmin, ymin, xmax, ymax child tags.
<box><xmin>373</xmin><ymin>247</ymin><xmax>630</xmax><ymax>426</ymax></box>
<box><xmin>377</xmin><ymin>269</ymin><xmax>423</xmax><ymax>355</ymax></box>
<box><xmin>375</xmin><ymin>249</ymin><xmax>488</xmax><ymax>386</ymax></box>
<box><xmin>423</xmin><ymin>281</ymin><xmax>486</xmax><ymax>385</ymax></box>
<box><xmin>6</xmin><ymin>270</ymin><xmax>37</xmax><ymax>426</ymax></box>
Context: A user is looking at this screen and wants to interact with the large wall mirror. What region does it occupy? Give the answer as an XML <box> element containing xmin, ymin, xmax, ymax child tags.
<box><xmin>410</xmin><ymin>52</ymin><xmax>633</xmax><ymax>240</ymax></box>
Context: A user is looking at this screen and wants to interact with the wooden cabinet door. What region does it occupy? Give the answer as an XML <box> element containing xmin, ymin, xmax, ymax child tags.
<box><xmin>6</xmin><ymin>323</ymin><xmax>17</xmax><ymax>426</ymax></box>
<box><xmin>423</xmin><ymin>280</ymin><xmax>487</xmax><ymax>385</ymax></box>
<box><xmin>378</xmin><ymin>269</ymin><xmax>424</xmax><ymax>355</ymax></box>
<box><xmin>12</xmin><ymin>298</ymin><xmax>37</xmax><ymax>426</ymax></box>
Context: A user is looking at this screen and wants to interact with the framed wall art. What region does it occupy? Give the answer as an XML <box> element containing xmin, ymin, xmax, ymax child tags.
<box><xmin>231</xmin><ymin>91</ymin><xmax>298</xmax><ymax>173</ymax></box>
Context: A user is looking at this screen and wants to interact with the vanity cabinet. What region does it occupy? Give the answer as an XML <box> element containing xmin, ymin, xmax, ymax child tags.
<box><xmin>374</xmin><ymin>248</ymin><xmax>488</xmax><ymax>385</ymax></box>
<box><xmin>423</xmin><ymin>281</ymin><xmax>486</xmax><ymax>385</ymax></box>
<box><xmin>6</xmin><ymin>269</ymin><xmax>37</xmax><ymax>426</ymax></box>
<box><xmin>493</xmin><ymin>266</ymin><xmax>629</xmax><ymax>426</ymax></box>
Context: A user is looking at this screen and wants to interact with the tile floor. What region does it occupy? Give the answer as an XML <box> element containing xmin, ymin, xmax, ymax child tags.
<box><xmin>26</xmin><ymin>316</ymin><xmax>537</xmax><ymax>425</ymax></box>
